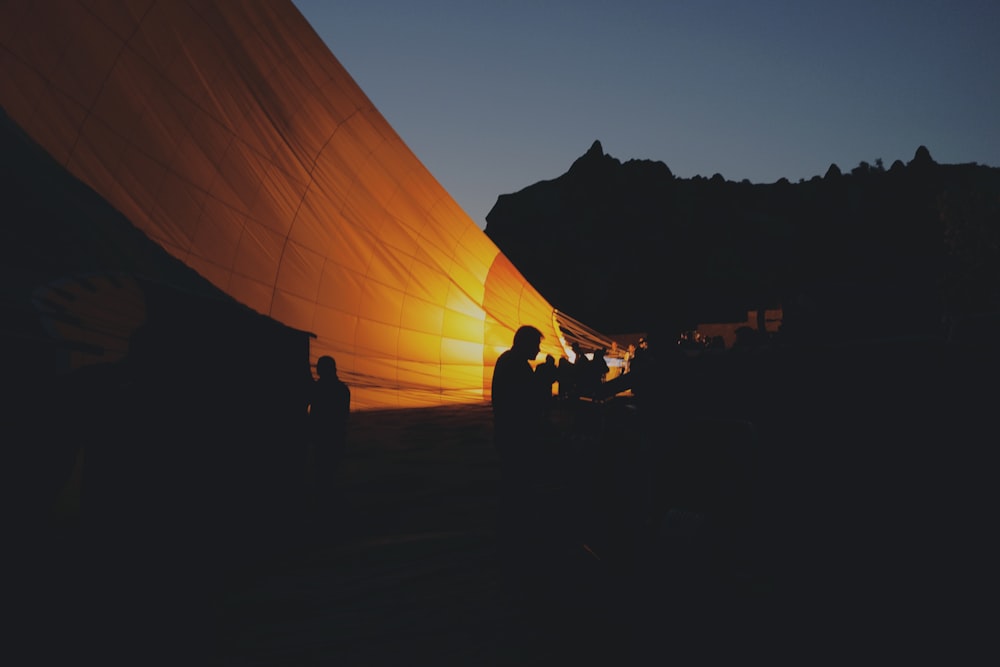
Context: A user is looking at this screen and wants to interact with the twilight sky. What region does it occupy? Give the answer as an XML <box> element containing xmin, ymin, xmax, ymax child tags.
<box><xmin>292</xmin><ymin>0</ymin><xmax>1000</xmax><ymax>229</ymax></box>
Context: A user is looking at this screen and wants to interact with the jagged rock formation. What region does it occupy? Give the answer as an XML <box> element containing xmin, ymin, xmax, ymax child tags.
<box><xmin>485</xmin><ymin>141</ymin><xmax>1000</xmax><ymax>341</ymax></box>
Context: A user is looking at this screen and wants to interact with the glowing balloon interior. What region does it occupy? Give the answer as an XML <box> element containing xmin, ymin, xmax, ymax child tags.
<box><xmin>0</xmin><ymin>0</ymin><xmax>612</xmax><ymax>408</ymax></box>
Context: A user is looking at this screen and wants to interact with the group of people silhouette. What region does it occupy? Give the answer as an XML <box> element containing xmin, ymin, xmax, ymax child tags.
<box><xmin>299</xmin><ymin>323</ymin><xmax>689</xmax><ymax>538</ymax></box>
<box><xmin>306</xmin><ymin>325</ymin><xmax>689</xmax><ymax>546</ymax></box>
<box><xmin>488</xmin><ymin>324</ymin><xmax>706</xmax><ymax>651</ymax></box>
<box><xmin>489</xmin><ymin>325</ymin><xmax>673</xmax><ymax>557</ymax></box>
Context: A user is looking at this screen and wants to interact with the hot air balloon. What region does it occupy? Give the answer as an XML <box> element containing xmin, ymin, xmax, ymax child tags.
<box><xmin>0</xmin><ymin>0</ymin><xmax>612</xmax><ymax>411</ymax></box>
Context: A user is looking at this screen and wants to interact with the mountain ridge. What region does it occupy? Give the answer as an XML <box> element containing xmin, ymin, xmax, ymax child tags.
<box><xmin>485</xmin><ymin>141</ymin><xmax>1000</xmax><ymax>340</ymax></box>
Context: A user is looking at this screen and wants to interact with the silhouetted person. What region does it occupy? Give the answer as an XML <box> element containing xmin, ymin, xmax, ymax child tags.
<box><xmin>632</xmin><ymin>335</ymin><xmax>649</xmax><ymax>371</ymax></box>
<box><xmin>569</xmin><ymin>342</ymin><xmax>589</xmax><ymax>400</ymax></box>
<box><xmin>491</xmin><ymin>326</ymin><xmax>547</xmax><ymax>488</ymax></box>
<box><xmin>536</xmin><ymin>353</ymin><xmax>558</xmax><ymax>405</ymax></box>
<box><xmin>611</xmin><ymin>334</ymin><xmax>664</xmax><ymax>403</ymax></box>
<box><xmin>555</xmin><ymin>356</ymin><xmax>572</xmax><ymax>400</ymax></box>
<box><xmin>309</xmin><ymin>355</ymin><xmax>350</xmax><ymax>508</ymax></box>
<box><xmin>600</xmin><ymin>326</ymin><xmax>688</xmax><ymax>527</ymax></box>
<box><xmin>493</xmin><ymin>325</ymin><xmax>580</xmax><ymax>640</ymax></box>
<box><xmin>588</xmin><ymin>347</ymin><xmax>610</xmax><ymax>398</ymax></box>
<box><xmin>492</xmin><ymin>327</ymin><xmax>558</xmax><ymax>562</ymax></box>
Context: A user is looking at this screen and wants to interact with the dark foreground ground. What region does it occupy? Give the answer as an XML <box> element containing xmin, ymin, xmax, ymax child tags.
<box><xmin>16</xmin><ymin>337</ymin><xmax>999</xmax><ymax>665</ymax></box>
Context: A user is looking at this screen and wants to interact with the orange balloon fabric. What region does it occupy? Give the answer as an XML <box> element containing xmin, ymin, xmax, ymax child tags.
<box><xmin>0</xmin><ymin>0</ymin><xmax>574</xmax><ymax>409</ymax></box>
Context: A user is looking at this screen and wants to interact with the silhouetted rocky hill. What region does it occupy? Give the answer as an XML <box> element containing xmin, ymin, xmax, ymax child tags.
<box><xmin>485</xmin><ymin>140</ymin><xmax>1000</xmax><ymax>341</ymax></box>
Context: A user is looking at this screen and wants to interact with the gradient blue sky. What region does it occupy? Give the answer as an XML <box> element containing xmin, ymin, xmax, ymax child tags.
<box><xmin>292</xmin><ymin>0</ymin><xmax>1000</xmax><ymax>229</ymax></box>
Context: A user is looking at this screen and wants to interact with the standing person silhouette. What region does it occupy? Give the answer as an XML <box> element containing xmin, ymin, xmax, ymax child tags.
<box><xmin>491</xmin><ymin>325</ymin><xmax>545</xmax><ymax>490</ymax></box>
<box><xmin>535</xmin><ymin>353</ymin><xmax>559</xmax><ymax>407</ymax></box>
<box><xmin>491</xmin><ymin>325</ymin><xmax>557</xmax><ymax>620</ymax></box>
<box><xmin>309</xmin><ymin>355</ymin><xmax>351</xmax><ymax>509</ymax></box>
<box><xmin>491</xmin><ymin>326</ymin><xmax>553</xmax><ymax>557</ymax></box>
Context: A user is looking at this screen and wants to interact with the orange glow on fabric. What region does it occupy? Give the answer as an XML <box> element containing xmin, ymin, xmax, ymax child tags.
<box><xmin>0</xmin><ymin>0</ymin><xmax>572</xmax><ymax>409</ymax></box>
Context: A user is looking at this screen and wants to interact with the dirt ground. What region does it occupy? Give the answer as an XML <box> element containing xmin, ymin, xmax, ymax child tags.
<box><xmin>20</xmin><ymin>339</ymin><xmax>996</xmax><ymax>665</ymax></box>
<box><xmin>209</xmin><ymin>341</ymin><xmax>997</xmax><ymax>665</ymax></box>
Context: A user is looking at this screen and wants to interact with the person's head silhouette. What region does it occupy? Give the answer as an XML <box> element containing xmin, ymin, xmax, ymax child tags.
<box><xmin>511</xmin><ymin>325</ymin><xmax>542</xmax><ymax>361</ymax></box>
<box><xmin>316</xmin><ymin>355</ymin><xmax>337</xmax><ymax>379</ymax></box>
